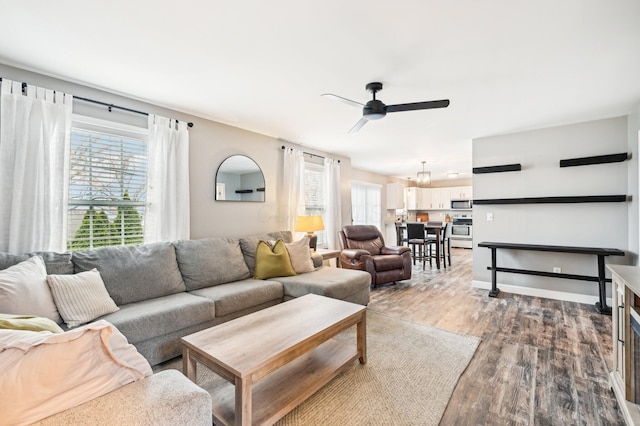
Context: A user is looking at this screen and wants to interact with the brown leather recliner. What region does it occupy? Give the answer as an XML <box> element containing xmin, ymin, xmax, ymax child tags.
<box><xmin>338</xmin><ymin>225</ymin><xmax>412</xmax><ymax>287</ymax></box>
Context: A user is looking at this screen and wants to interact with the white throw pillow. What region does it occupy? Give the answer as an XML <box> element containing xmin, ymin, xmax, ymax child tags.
<box><xmin>285</xmin><ymin>236</ymin><xmax>315</xmax><ymax>273</ymax></box>
<box><xmin>0</xmin><ymin>256</ymin><xmax>62</xmax><ymax>324</ymax></box>
<box><xmin>0</xmin><ymin>320</ymin><xmax>152</xmax><ymax>425</ymax></box>
<box><xmin>47</xmin><ymin>269</ymin><xmax>119</xmax><ymax>328</ymax></box>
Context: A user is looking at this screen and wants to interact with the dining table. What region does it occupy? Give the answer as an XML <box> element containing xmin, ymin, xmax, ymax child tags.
<box><xmin>395</xmin><ymin>222</ymin><xmax>446</xmax><ymax>270</ymax></box>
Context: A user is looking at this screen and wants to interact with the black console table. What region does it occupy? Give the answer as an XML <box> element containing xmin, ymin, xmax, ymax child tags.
<box><xmin>477</xmin><ymin>242</ymin><xmax>625</xmax><ymax>315</ymax></box>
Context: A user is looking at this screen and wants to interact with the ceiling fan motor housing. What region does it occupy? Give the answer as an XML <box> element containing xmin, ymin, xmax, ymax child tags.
<box><xmin>364</xmin><ymin>99</ymin><xmax>387</xmax><ymax>120</ymax></box>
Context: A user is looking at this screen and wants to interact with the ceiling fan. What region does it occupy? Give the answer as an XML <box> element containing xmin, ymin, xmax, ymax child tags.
<box><xmin>322</xmin><ymin>82</ymin><xmax>449</xmax><ymax>133</ymax></box>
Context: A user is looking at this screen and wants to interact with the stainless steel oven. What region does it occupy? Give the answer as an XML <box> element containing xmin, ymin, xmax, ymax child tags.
<box><xmin>451</xmin><ymin>213</ymin><xmax>472</xmax><ymax>248</ymax></box>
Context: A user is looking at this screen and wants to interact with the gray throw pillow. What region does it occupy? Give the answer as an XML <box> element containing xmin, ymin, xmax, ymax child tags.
<box><xmin>71</xmin><ymin>242</ymin><xmax>186</xmax><ymax>306</ymax></box>
<box><xmin>173</xmin><ymin>238</ymin><xmax>251</xmax><ymax>291</ymax></box>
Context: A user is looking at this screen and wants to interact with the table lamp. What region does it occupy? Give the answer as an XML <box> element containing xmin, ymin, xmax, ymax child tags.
<box><xmin>295</xmin><ymin>215</ymin><xmax>325</xmax><ymax>251</ymax></box>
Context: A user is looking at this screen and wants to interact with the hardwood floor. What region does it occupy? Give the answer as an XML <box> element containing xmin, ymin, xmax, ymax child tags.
<box><xmin>366</xmin><ymin>248</ymin><xmax>624</xmax><ymax>425</ymax></box>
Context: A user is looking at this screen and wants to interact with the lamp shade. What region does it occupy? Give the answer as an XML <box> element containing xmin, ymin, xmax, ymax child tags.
<box><xmin>295</xmin><ymin>215</ymin><xmax>325</xmax><ymax>232</ymax></box>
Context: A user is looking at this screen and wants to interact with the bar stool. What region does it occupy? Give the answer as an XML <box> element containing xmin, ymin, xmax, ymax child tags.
<box><xmin>394</xmin><ymin>222</ymin><xmax>408</xmax><ymax>246</ymax></box>
<box><xmin>406</xmin><ymin>222</ymin><xmax>428</xmax><ymax>268</ymax></box>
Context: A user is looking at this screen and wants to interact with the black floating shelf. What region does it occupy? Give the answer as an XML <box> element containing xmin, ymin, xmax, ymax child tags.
<box><xmin>560</xmin><ymin>152</ymin><xmax>628</xmax><ymax>168</ymax></box>
<box><xmin>473</xmin><ymin>195</ymin><xmax>627</xmax><ymax>205</ymax></box>
<box><xmin>235</xmin><ymin>189</ymin><xmax>253</xmax><ymax>194</ymax></box>
<box><xmin>473</xmin><ymin>164</ymin><xmax>522</xmax><ymax>174</ymax></box>
<box><xmin>256</xmin><ymin>187</ymin><xmax>265</xmax><ymax>192</ymax></box>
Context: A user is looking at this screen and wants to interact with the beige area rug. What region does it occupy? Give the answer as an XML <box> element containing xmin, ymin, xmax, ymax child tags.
<box><xmin>158</xmin><ymin>310</ymin><xmax>480</xmax><ymax>426</ymax></box>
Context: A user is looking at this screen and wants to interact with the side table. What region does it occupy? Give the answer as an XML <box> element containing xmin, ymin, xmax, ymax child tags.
<box><xmin>315</xmin><ymin>248</ymin><xmax>341</xmax><ymax>268</ymax></box>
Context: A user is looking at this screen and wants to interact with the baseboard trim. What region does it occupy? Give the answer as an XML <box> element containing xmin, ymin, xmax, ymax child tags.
<box><xmin>471</xmin><ymin>280</ymin><xmax>613</xmax><ymax>306</ymax></box>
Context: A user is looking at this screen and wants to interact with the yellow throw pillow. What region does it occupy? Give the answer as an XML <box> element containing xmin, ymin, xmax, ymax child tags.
<box><xmin>253</xmin><ymin>239</ymin><xmax>297</xmax><ymax>280</ymax></box>
<box><xmin>0</xmin><ymin>314</ymin><xmax>64</xmax><ymax>333</ymax></box>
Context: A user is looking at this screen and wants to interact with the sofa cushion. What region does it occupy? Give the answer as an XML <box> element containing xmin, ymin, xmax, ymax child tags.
<box><xmin>173</xmin><ymin>238</ymin><xmax>251</xmax><ymax>291</ymax></box>
<box><xmin>254</xmin><ymin>240</ymin><xmax>296</xmax><ymax>280</ymax></box>
<box><xmin>276</xmin><ymin>266</ymin><xmax>371</xmax><ymax>302</ymax></box>
<box><xmin>190</xmin><ymin>279</ymin><xmax>283</xmax><ymax>317</ymax></box>
<box><xmin>239</xmin><ymin>231</ymin><xmax>294</xmax><ymax>275</ymax></box>
<box><xmin>98</xmin><ymin>293</ymin><xmax>215</xmax><ymax>344</ymax></box>
<box><xmin>0</xmin><ymin>320</ymin><xmax>151</xmax><ymax>426</ymax></box>
<box><xmin>0</xmin><ymin>256</ymin><xmax>62</xmax><ymax>323</ymax></box>
<box><xmin>72</xmin><ymin>242</ymin><xmax>186</xmax><ymax>306</ymax></box>
<box><xmin>0</xmin><ymin>251</ymin><xmax>73</xmax><ymax>275</ymax></box>
<box><xmin>47</xmin><ymin>269</ymin><xmax>119</xmax><ymax>328</ymax></box>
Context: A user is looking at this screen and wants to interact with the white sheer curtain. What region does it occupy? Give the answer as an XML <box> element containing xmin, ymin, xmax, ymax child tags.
<box><xmin>144</xmin><ymin>115</ymin><xmax>190</xmax><ymax>243</ymax></box>
<box><xmin>0</xmin><ymin>79</ymin><xmax>72</xmax><ymax>252</ymax></box>
<box><xmin>323</xmin><ymin>157</ymin><xmax>342</xmax><ymax>249</ymax></box>
<box><xmin>283</xmin><ymin>147</ymin><xmax>305</xmax><ymax>233</ymax></box>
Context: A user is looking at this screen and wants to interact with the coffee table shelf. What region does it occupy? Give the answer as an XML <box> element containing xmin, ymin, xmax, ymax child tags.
<box><xmin>205</xmin><ymin>338</ymin><xmax>358</xmax><ymax>425</ymax></box>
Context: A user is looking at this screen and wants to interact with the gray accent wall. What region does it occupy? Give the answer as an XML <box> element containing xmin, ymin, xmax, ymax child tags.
<box><xmin>472</xmin><ymin>116</ymin><xmax>629</xmax><ymax>299</ymax></box>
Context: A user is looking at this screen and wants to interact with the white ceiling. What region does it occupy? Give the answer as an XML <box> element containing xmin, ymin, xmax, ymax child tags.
<box><xmin>1</xmin><ymin>1</ymin><xmax>639</xmax><ymax>181</ymax></box>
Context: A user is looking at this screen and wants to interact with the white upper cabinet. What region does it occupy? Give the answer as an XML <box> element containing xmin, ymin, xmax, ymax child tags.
<box><xmin>449</xmin><ymin>185</ymin><xmax>473</xmax><ymax>200</ymax></box>
<box><xmin>431</xmin><ymin>187</ymin><xmax>451</xmax><ymax>210</ymax></box>
<box><xmin>416</xmin><ymin>188</ymin><xmax>431</xmax><ymax>210</ymax></box>
<box><xmin>393</xmin><ymin>184</ymin><xmax>473</xmax><ymax>210</ymax></box>
<box><xmin>404</xmin><ymin>187</ymin><xmax>417</xmax><ymax>210</ymax></box>
<box><xmin>386</xmin><ymin>183</ymin><xmax>405</xmax><ymax>209</ymax></box>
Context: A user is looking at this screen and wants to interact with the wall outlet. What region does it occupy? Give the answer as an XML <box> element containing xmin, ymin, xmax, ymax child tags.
<box><xmin>486</xmin><ymin>212</ymin><xmax>494</xmax><ymax>221</ymax></box>
<box><xmin>553</xmin><ymin>267</ymin><xmax>561</xmax><ymax>273</ymax></box>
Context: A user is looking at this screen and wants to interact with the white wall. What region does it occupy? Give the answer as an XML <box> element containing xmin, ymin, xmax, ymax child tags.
<box><xmin>0</xmin><ymin>63</ymin><xmax>352</xmax><ymax>240</ymax></box>
<box><xmin>472</xmin><ymin>116</ymin><xmax>629</xmax><ymax>301</ymax></box>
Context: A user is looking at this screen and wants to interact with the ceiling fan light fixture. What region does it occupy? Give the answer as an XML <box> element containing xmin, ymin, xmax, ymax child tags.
<box><xmin>417</xmin><ymin>161</ymin><xmax>431</xmax><ymax>188</ymax></box>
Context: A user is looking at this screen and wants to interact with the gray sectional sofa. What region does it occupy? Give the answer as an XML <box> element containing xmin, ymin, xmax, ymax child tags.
<box><xmin>1</xmin><ymin>230</ymin><xmax>371</xmax><ymax>367</ymax></box>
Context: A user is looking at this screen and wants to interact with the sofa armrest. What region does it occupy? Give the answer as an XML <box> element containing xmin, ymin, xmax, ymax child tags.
<box><xmin>381</xmin><ymin>246</ymin><xmax>411</xmax><ymax>255</ymax></box>
<box><xmin>36</xmin><ymin>370</ymin><xmax>212</xmax><ymax>426</ymax></box>
<box><xmin>311</xmin><ymin>252</ymin><xmax>323</xmax><ymax>268</ymax></box>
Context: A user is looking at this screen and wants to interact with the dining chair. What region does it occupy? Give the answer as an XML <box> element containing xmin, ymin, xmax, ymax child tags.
<box><xmin>426</xmin><ymin>222</ymin><xmax>452</xmax><ymax>269</ymax></box>
<box><xmin>406</xmin><ymin>222</ymin><xmax>428</xmax><ymax>268</ymax></box>
<box><xmin>394</xmin><ymin>222</ymin><xmax>408</xmax><ymax>246</ymax></box>
<box><xmin>441</xmin><ymin>222</ymin><xmax>452</xmax><ymax>267</ymax></box>
<box><xmin>424</xmin><ymin>222</ymin><xmax>442</xmax><ymax>268</ymax></box>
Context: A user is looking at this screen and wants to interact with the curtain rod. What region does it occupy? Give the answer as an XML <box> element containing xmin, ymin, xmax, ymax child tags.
<box><xmin>280</xmin><ymin>145</ymin><xmax>340</xmax><ymax>163</ymax></box>
<box><xmin>0</xmin><ymin>77</ymin><xmax>194</xmax><ymax>128</ymax></box>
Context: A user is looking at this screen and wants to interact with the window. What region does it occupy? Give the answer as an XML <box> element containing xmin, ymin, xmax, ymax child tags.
<box><xmin>303</xmin><ymin>160</ymin><xmax>326</xmax><ymax>247</ymax></box>
<box><xmin>351</xmin><ymin>182</ymin><xmax>382</xmax><ymax>230</ymax></box>
<box><xmin>67</xmin><ymin>116</ymin><xmax>148</xmax><ymax>250</ymax></box>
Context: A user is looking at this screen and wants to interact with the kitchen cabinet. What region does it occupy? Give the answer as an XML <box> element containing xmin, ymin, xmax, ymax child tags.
<box><xmin>450</xmin><ymin>185</ymin><xmax>473</xmax><ymax>200</ymax></box>
<box><xmin>386</xmin><ymin>183</ymin><xmax>404</xmax><ymax>209</ymax></box>
<box><xmin>405</xmin><ymin>187</ymin><xmax>432</xmax><ymax>210</ymax></box>
<box><xmin>404</xmin><ymin>187</ymin><xmax>417</xmax><ymax>210</ymax></box>
<box><xmin>403</xmin><ymin>185</ymin><xmax>473</xmax><ymax>210</ymax></box>
<box><xmin>416</xmin><ymin>188</ymin><xmax>431</xmax><ymax>210</ymax></box>
<box><xmin>430</xmin><ymin>187</ymin><xmax>451</xmax><ymax>210</ymax></box>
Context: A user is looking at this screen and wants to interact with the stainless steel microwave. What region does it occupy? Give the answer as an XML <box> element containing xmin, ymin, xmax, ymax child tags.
<box><xmin>451</xmin><ymin>200</ymin><xmax>472</xmax><ymax>210</ymax></box>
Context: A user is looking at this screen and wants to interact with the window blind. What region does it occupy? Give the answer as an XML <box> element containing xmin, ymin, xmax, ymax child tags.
<box><xmin>67</xmin><ymin>117</ymin><xmax>148</xmax><ymax>250</ymax></box>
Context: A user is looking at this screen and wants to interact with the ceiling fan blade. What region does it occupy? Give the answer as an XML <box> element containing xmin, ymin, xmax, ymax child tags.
<box><xmin>321</xmin><ymin>93</ymin><xmax>364</xmax><ymax>109</ymax></box>
<box><xmin>386</xmin><ymin>99</ymin><xmax>450</xmax><ymax>113</ymax></box>
<box><xmin>348</xmin><ymin>117</ymin><xmax>369</xmax><ymax>133</ymax></box>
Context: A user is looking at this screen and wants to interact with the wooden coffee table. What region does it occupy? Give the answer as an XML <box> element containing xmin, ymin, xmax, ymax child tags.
<box><xmin>181</xmin><ymin>294</ymin><xmax>367</xmax><ymax>426</ymax></box>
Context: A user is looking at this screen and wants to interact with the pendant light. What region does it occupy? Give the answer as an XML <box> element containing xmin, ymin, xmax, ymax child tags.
<box><xmin>417</xmin><ymin>161</ymin><xmax>431</xmax><ymax>188</ymax></box>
